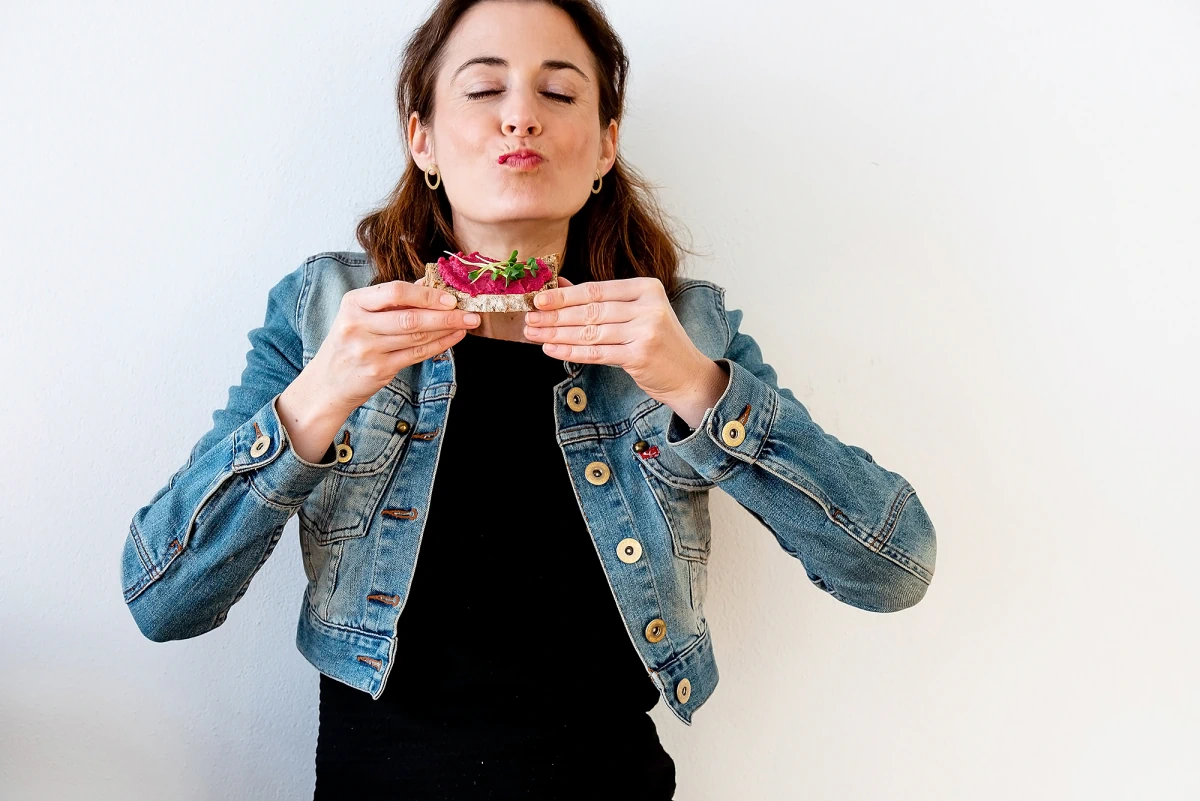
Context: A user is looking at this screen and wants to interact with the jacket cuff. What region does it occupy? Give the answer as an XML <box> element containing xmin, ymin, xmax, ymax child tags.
<box><xmin>230</xmin><ymin>392</ymin><xmax>338</xmax><ymax>507</ymax></box>
<box><xmin>662</xmin><ymin>357</ymin><xmax>777</xmax><ymax>482</ymax></box>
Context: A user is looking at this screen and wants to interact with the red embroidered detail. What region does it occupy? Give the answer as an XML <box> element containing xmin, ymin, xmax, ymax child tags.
<box><xmin>639</xmin><ymin>445</ymin><xmax>660</xmax><ymax>459</ymax></box>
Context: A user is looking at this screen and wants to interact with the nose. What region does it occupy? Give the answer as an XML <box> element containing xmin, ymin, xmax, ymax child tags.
<box><xmin>501</xmin><ymin>87</ymin><xmax>542</xmax><ymax>137</ymax></box>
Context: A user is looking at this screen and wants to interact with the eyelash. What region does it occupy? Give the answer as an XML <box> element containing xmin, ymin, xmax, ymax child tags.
<box><xmin>465</xmin><ymin>89</ymin><xmax>576</xmax><ymax>104</ymax></box>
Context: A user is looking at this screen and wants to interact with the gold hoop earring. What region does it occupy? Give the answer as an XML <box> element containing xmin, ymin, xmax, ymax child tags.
<box><xmin>591</xmin><ymin>173</ymin><xmax>602</xmax><ymax>194</ymax></box>
<box><xmin>425</xmin><ymin>164</ymin><xmax>441</xmax><ymax>190</ymax></box>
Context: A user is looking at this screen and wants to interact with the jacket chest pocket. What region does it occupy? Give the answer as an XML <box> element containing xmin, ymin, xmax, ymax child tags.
<box><xmin>631</xmin><ymin>405</ymin><xmax>714</xmax><ymax>564</ymax></box>
<box><xmin>299</xmin><ymin>400</ymin><xmax>414</xmax><ymax>545</ymax></box>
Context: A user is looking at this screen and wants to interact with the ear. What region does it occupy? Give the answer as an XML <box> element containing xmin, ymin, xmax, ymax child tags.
<box><xmin>408</xmin><ymin>111</ymin><xmax>434</xmax><ymax>171</ymax></box>
<box><xmin>597</xmin><ymin>118</ymin><xmax>618</xmax><ymax>177</ymax></box>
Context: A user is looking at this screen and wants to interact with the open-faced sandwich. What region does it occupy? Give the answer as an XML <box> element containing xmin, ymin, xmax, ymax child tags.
<box><xmin>424</xmin><ymin>249</ymin><xmax>560</xmax><ymax>312</ymax></box>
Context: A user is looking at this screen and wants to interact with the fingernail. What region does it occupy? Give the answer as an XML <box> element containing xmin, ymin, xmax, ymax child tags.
<box><xmin>441</xmin><ymin>294</ymin><xmax>456</xmax><ymax>306</ymax></box>
<box><xmin>464</xmin><ymin>313</ymin><xmax>480</xmax><ymax>325</ymax></box>
<box><xmin>526</xmin><ymin>312</ymin><xmax>542</xmax><ymax>323</ymax></box>
<box><xmin>534</xmin><ymin>293</ymin><xmax>546</xmax><ymax>307</ymax></box>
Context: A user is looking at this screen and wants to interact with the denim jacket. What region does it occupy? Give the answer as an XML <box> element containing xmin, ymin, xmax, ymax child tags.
<box><xmin>119</xmin><ymin>252</ymin><xmax>936</xmax><ymax>726</ymax></box>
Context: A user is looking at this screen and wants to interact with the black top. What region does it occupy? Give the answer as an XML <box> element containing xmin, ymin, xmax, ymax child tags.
<box><xmin>313</xmin><ymin>329</ymin><xmax>676</xmax><ymax>800</ymax></box>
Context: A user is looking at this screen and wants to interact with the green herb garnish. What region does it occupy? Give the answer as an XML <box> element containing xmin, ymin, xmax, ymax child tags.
<box><xmin>446</xmin><ymin>249</ymin><xmax>541</xmax><ymax>288</ymax></box>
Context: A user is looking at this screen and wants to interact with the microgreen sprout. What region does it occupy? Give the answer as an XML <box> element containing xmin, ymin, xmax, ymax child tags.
<box><xmin>445</xmin><ymin>249</ymin><xmax>541</xmax><ymax>288</ymax></box>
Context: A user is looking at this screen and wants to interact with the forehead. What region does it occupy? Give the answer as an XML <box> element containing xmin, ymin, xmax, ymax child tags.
<box><xmin>442</xmin><ymin>1</ymin><xmax>594</xmax><ymax>75</ymax></box>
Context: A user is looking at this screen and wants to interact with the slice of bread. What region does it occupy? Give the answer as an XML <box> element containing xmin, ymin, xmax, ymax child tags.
<box><xmin>424</xmin><ymin>253</ymin><xmax>560</xmax><ymax>312</ymax></box>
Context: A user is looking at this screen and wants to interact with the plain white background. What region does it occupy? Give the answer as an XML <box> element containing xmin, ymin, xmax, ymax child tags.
<box><xmin>1</xmin><ymin>1</ymin><xmax>1197</xmax><ymax>798</ymax></box>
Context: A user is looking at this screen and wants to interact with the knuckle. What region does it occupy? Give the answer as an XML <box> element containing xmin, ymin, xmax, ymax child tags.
<box><xmin>581</xmin><ymin>324</ymin><xmax>600</xmax><ymax>342</ymax></box>
<box><xmin>584</xmin><ymin>301</ymin><xmax>602</xmax><ymax>323</ymax></box>
<box><xmin>398</xmin><ymin>309</ymin><xmax>420</xmax><ymax>331</ymax></box>
<box><xmin>585</xmin><ymin>282</ymin><xmax>604</xmax><ymax>302</ymax></box>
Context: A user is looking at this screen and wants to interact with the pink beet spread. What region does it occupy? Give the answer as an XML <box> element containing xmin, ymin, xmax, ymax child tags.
<box><xmin>437</xmin><ymin>251</ymin><xmax>552</xmax><ymax>296</ymax></box>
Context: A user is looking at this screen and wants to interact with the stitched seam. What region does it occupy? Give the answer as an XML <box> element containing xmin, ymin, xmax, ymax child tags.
<box><xmin>739</xmin><ymin>456</ymin><xmax>932</xmax><ymax>583</ymax></box>
<box><xmin>876</xmin><ymin>482</ymin><xmax>915</xmax><ymax>547</ymax></box>
<box><xmin>305</xmin><ymin>595</ymin><xmax>390</xmax><ymax>641</ymax></box>
<box><xmin>303</xmin><ymin>251</ymin><xmax>369</xmax><ymax>269</ymax></box>
<box><xmin>719</xmin><ymin>285</ymin><xmax>731</xmax><ymax>348</ymax></box>
<box><xmin>128</xmin><ymin>518</ymin><xmax>157</xmax><ymax>582</ymax></box>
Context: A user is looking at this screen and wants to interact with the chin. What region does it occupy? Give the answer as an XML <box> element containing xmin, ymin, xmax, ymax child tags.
<box><xmin>474</xmin><ymin>201</ymin><xmax>573</xmax><ymax>224</ymax></box>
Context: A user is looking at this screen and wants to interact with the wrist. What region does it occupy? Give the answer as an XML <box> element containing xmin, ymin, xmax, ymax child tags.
<box><xmin>278</xmin><ymin>367</ymin><xmax>354</xmax><ymax>463</ymax></box>
<box><xmin>664</xmin><ymin>356</ymin><xmax>730</xmax><ymax>430</ymax></box>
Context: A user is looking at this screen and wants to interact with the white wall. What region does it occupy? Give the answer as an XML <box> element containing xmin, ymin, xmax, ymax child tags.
<box><xmin>2</xmin><ymin>1</ymin><xmax>1196</xmax><ymax>798</ymax></box>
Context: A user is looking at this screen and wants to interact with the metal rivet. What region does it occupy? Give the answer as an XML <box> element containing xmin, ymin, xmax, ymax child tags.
<box><xmin>676</xmin><ymin>677</ymin><xmax>691</xmax><ymax>703</ymax></box>
<box><xmin>566</xmin><ymin>387</ymin><xmax>588</xmax><ymax>412</ymax></box>
<box><xmin>616</xmin><ymin>537</ymin><xmax>642</xmax><ymax>564</ymax></box>
<box><xmin>335</xmin><ymin>443</ymin><xmax>354</xmax><ymax>463</ymax></box>
<box><xmin>395</xmin><ymin>420</ymin><xmax>409</xmax><ymax>434</ymax></box>
<box><xmin>584</xmin><ymin>461</ymin><xmax>610</xmax><ymax>485</ymax></box>
<box><xmin>721</xmin><ymin>420</ymin><xmax>746</xmax><ymax>447</ymax></box>
<box><xmin>644</xmin><ymin>618</ymin><xmax>667</xmax><ymax>643</ymax></box>
<box><xmin>632</xmin><ymin>439</ymin><xmax>648</xmax><ymax>453</ymax></box>
<box><xmin>250</xmin><ymin>435</ymin><xmax>271</xmax><ymax>458</ymax></box>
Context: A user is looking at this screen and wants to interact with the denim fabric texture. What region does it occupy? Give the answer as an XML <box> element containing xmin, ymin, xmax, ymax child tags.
<box><xmin>120</xmin><ymin>252</ymin><xmax>937</xmax><ymax>726</ymax></box>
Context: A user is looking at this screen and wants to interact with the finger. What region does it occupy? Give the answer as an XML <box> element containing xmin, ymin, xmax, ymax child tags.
<box><xmin>392</xmin><ymin>328</ymin><xmax>467</xmax><ymax>360</ymax></box>
<box><xmin>522</xmin><ymin>322</ymin><xmax>635</xmax><ymax>348</ymax></box>
<box><xmin>363</xmin><ymin>307</ymin><xmax>480</xmax><ymax>336</ymax></box>
<box><xmin>556</xmin><ymin>276</ymin><xmax>573</xmax><ymax>287</ymax></box>
<box><xmin>539</xmin><ymin>341</ymin><xmax>629</xmax><ymax>364</ymax></box>
<box><xmin>524</xmin><ymin>299</ymin><xmax>638</xmax><ymax>328</ymax></box>
<box><xmin>355</xmin><ymin>279</ymin><xmax>458</xmax><ymax>312</ymax></box>
<box><xmin>532</xmin><ymin>277</ymin><xmax>643</xmax><ymax>311</ymax></box>
<box><xmin>381</xmin><ymin>326</ymin><xmax>465</xmax><ymax>356</ymax></box>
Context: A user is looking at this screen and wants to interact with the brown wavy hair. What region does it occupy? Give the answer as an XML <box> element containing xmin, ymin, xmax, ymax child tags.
<box><xmin>355</xmin><ymin>0</ymin><xmax>694</xmax><ymax>295</ymax></box>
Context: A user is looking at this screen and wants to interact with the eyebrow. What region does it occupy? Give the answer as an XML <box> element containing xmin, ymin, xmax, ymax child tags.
<box><xmin>451</xmin><ymin>56</ymin><xmax>590</xmax><ymax>82</ymax></box>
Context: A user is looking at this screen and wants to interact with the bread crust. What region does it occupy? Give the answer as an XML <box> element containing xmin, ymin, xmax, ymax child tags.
<box><xmin>424</xmin><ymin>254</ymin><xmax>560</xmax><ymax>312</ymax></box>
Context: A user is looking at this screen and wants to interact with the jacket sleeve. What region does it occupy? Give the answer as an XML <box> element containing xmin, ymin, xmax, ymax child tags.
<box><xmin>120</xmin><ymin>260</ymin><xmax>339</xmax><ymax>641</ymax></box>
<box><xmin>662</xmin><ymin>297</ymin><xmax>936</xmax><ymax>613</ymax></box>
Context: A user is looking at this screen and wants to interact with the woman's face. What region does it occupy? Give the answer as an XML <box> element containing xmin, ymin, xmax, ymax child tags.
<box><xmin>408</xmin><ymin>0</ymin><xmax>617</xmax><ymax>231</ymax></box>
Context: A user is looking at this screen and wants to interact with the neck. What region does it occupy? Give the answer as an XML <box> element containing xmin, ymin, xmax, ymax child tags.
<box><xmin>451</xmin><ymin>216</ymin><xmax>569</xmax><ymax>266</ymax></box>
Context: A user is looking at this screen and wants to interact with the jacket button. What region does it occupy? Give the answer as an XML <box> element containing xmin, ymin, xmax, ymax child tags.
<box><xmin>584</xmin><ymin>461</ymin><xmax>610</xmax><ymax>485</ymax></box>
<box><xmin>250</xmin><ymin>434</ymin><xmax>271</xmax><ymax>458</ymax></box>
<box><xmin>676</xmin><ymin>677</ymin><xmax>692</xmax><ymax>703</ymax></box>
<box><xmin>566</xmin><ymin>387</ymin><xmax>588</xmax><ymax>412</ymax></box>
<box><xmin>721</xmin><ymin>420</ymin><xmax>746</xmax><ymax>447</ymax></box>
<box><xmin>616</xmin><ymin>537</ymin><xmax>642</xmax><ymax>564</ymax></box>
<box><xmin>335</xmin><ymin>443</ymin><xmax>354</xmax><ymax>463</ymax></box>
<box><xmin>395</xmin><ymin>420</ymin><xmax>409</xmax><ymax>434</ymax></box>
<box><xmin>632</xmin><ymin>439</ymin><xmax>649</xmax><ymax>453</ymax></box>
<box><xmin>644</xmin><ymin>618</ymin><xmax>667</xmax><ymax>643</ymax></box>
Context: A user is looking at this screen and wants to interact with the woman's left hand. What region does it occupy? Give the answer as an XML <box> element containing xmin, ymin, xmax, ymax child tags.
<box><xmin>524</xmin><ymin>276</ymin><xmax>729</xmax><ymax>427</ymax></box>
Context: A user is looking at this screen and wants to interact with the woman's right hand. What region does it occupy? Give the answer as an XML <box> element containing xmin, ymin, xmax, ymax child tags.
<box><xmin>311</xmin><ymin>276</ymin><xmax>478</xmax><ymax>410</ymax></box>
<box><xmin>276</xmin><ymin>277</ymin><xmax>477</xmax><ymax>463</ymax></box>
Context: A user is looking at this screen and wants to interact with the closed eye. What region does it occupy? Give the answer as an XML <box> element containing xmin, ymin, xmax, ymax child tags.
<box><xmin>465</xmin><ymin>89</ymin><xmax>576</xmax><ymax>105</ymax></box>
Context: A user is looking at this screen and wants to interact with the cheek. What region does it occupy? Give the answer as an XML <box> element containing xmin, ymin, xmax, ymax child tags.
<box><xmin>437</xmin><ymin>114</ymin><xmax>492</xmax><ymax>161</ymax></box>
<box><xmin>556</xmin><ymin>127</ymin><xmax>600</xmax><ymax>176</ymax></box>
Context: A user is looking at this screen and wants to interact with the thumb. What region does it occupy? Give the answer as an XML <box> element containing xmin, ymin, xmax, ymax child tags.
<box><xmin>556</xmin><ymin>275</ymin><xmax>574</xmax><ymax>287</ymax></box>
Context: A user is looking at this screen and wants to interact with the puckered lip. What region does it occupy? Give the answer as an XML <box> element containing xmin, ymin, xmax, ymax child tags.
<box><xmin>498</xmin><ymin>148</ymin><xmax>545</xmax><ymax>164</ymax></box>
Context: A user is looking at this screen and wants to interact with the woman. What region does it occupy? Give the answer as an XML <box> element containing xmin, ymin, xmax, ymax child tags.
<box><xmin>120</xmin><ymin>1</ymin><xmax>937</xmax><ymax>798</ymax></box>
